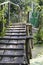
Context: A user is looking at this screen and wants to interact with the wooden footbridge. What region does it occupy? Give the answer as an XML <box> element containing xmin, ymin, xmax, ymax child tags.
<box><xmin>0</xmin><ymin>23</ymin><xmax>33</xmax><ymax>65</ymax></box>
<box><xmin>0</xmin><ymin>1</ymin><xmax>33</xmax><ymax>65</ymax></box>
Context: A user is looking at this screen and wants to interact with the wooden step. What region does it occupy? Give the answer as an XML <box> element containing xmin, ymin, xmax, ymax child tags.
<box><xmin>0</xmin><ymin>45</ymin><xmax>24</xmax><ymax>49</ymax></box>
<box><xmin>0</xmin><ymin>57</ymin><xmax>26</xmax><ymax>65</ymax></box>
<box><xmin>0</xmin><ymin>45</ymin><xmax>24</xmax><ymax>50</ymax></box>
<box><xmin>0</xmin><ymin>36</ymin><xmax>26</xmax><ymax>40</ymax></box>
<box><xmin>5</xmin><ymin>33</ymin><xmax>26</xmax><ymax>36</ymax></box>
<box><xmin>5</xmin><ymin>30</ymin><xmax>26</xmax><ymax>33</ymax></box>
<box><xmin>0</xmin><ymin>40</ymin><xmax>25</xmax><ymax>45</ymax></box>
<box><xmin>0</xmin><ymin>48</ymin><xmax>24</xmax><ymax>50</ymax></box>
<box><xmin>0</xmin><ymin>62</ymin><xmax>24</xmax><ymax>65</ymax></box>
<box><xmin>0</xmin><ymin>54</ymin><xmax>24</xmax><ymax>57</ymax></box>
<box><xmin>0</xmin><ymin>44</ymin><xmax>24</xmax><ymax>48</ymax></box>
<box><xmin>0</xmin><ymin>42</ymin><xmax>25</xmax><ymax>45</ymax></box>
<box><xmin>0</xmin><ymin>36</ymin><xmax>33</xmax><ymax>40</ymax></box>
<box><xmin>8</xmin><ymin>25</ymin><xmax>25</xmax><ymax>28</ymax></box>
<box><xmin>12</xmin><ymin>23</ymin><xmax>26</xmax><ymax>25</ymax></box>
<box><xmin>6</xmin><ymin>28</ymin><xmax>26</xmax><ymax>30</ymax></box>
<box><xmin>0</xmin><ymin>51</ymin><xmax>24</xmax><ymax>57</ymax></box>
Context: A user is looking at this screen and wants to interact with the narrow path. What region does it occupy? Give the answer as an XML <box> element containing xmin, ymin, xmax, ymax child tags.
<box><xmin>32</xmin><ymin>44</ymin><xmax>43</xmax><ymax>58</ymax></box>
<box><xmin>30</xmin><ymin>55</ymin><xmax>43</xmax><ymax>65</ymax></box>
<box><xmin>30</xmin><ymin>44</ymin><xmax>43</xmax><ymax>65</ymax></box>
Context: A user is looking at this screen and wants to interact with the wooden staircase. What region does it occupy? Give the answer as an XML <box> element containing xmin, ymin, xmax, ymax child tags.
<box><xmin>0</xmin><ymin>23</ymin><xmax>33</xmax><ymax>65</ymax></box>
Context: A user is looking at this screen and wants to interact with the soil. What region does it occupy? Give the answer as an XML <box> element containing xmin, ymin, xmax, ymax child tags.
<box><xmin>30</xmin><ymin>44</ymin><xmax>43</xmax><ymax>65</ymax></box>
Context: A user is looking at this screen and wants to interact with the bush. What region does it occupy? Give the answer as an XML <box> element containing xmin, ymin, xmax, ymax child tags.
<box><xmin>34</xmin><ymin>27</ymin><xmax>43</xmax><ymax>44</ymax></box>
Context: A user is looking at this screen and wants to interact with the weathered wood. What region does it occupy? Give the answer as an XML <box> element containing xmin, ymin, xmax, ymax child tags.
<box><xmin>5</xmin><ymin>30</ymin><xmax>26</xmax><ymax>33</ymax></box>
<box><xmin>0</xmin><ymin>48</ymin><xmax>24</xmax><ymax>50</ymax></box>
<box><xmin>26</xmin><ymin>23</ymin><xmax>33</xmax><ymax>59</ymax></box>
<box><xmin>0</xmin><ymin>63</ymin><xmax>27</xmax><ymax>65</ymax></box>
<box><xmin>0</xmin><ymin>23</ymin><xmax>33</xmax><ymax>65</ymax></box>
<box><xmin>0</xmin><ymin>56</ymin><xmax>27</xmax><ymax>65</ymax></box>
<box><xmin>10</xmin><ymin>25</ymin><xmax>26</xmax><ymax>28</ymax></box>
<box><xmin>5</xmin><ymin>33</ymin><xmax>26</xmax><ymax>36</ymax></box>
<box><xmin>0</xmin><ymin>54</ymin><xmax>24</xmax><ymax>57</ymax></box>
<box><xmin>0</xmin><ymin>36</ymin><xmax>33</xmax><ymax>40</ymax></box>
<box><xmin>6</xmin><ymin>28</ymin><xmax>26</xmax><ymax>30</ymax></box>
<box><xmin>0</xmin><ymin>42</ymin><xmax>25</xmax><ymax>45</ymax></box>
<box><xmin>29</xmin><ymin>24</ymin><xmax>33</xmax><ymax>49</ymax></box>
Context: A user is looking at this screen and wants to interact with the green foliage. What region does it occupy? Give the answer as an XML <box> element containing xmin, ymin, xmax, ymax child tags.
<box><xmin>40</xmin><ymin>28</ymin><xmax>43</xmax><ymax>40</ymax></box>
<box><xmin>34</xmin><ymin>27</ymin><xmax>43</xmax><ymax>44</ymax></box>
<box><xmin>31</xmin><ymin>0</ymin><xmax>43</xmax><ymax>44</ymax></box>
<box><xmin>0</xmin><ymin>5</ymin><xmax>7</xmax><ymax>36</ymax></box>
<box><xmin>0</xmin><ymin>0</ymin><xmax>5</xmax><ymax>3</ymax></box>
<box><xmin>24</xmin><ymin>5</ymin><xmax>32</xmax><ymax>14</ymax></box>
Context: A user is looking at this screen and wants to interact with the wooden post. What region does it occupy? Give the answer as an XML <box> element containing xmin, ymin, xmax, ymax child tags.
<box><xmin>26</xmin><ymin>23</ymin><xmax>33</xmax><ymax>59</ymax></box>
<box><xmin>26</xmin><ymin>38</ymin><xmax>30</xmax><ymax>64</ymax></box>
<box><xmin>27</xmin><ymin>12</ymin><xmax>29</xmax><ymax>23</ymax></box>
<box><xmin>8</xmin><ymin>2</ymin><xmax>10</xmax><ymax>25</ymax></box>
<box><xmin>29</xmin><ymin>24</ymin><xmax>33</xmax><ymax>49</ymax></box>
<box><xmin>3</xmin><ymin>5</ymin><xmax>5</xmax><ymax>32</ymax></box>
<box><xmin>18</xmin><ymin>7</ymin><xmax>21</xmax><ymax>22</ymax></box>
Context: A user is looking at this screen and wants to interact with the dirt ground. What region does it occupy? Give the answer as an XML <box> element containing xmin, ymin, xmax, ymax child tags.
<box><xmin>32</xmin><ymin>44</ymin><xmax>43</xmax><ymax>58</ymax></box>
<box><xmin>30</xmin><ymin>44</ymin><xmax>43</xmax><ymax>65</ymax></box>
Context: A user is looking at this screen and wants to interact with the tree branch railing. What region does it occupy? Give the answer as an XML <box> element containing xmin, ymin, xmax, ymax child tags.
<box><xmin>0</xmin><ymin>1</ymin><xmax>21</xmax><ymax>34</ymax></box>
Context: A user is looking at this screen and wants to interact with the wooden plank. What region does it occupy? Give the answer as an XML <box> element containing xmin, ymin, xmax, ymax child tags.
<box><xmin>0</xmin><ymin>36</ymin><xmax>26</xmax><ymax>40</ymax></box>
<box><xmin>6</xmin><ymin>29</ymin><xmax>26</xmax><ymax>31</ymax></box>
<box><xmin>0</xmin><ymin>48</ymin><xmax>24</xmax><ymax>50</ymax></box>
<box><xmin>0</xmin><ymin>42</ymin><xmax>25</xmax><ymax>45</ymax></box>
<box><xmin>5</xmin><ymin>31</ymin><xmax>26</xmax><ymax>33</ymax></box>
<box><xmin>0</xmin><ymin>63</ymin><xmax>24</xmax><ymax>64</ymax></box>
<box><xmin>0</xmin><ymin>57</ymin><xmax>25</xmax><ymax>64</ymax></box>
<box><xmin>0</xmin><ymin>36</ymin><xmax>33</xmax><ymax>40</ymax></box>
<box><xmin>0</xmin><ymin>53</ymin><xmax>24</xmax><ymax>57</ymax></box>
<box><xmin>8</xmin><ymin>26</ymin><xmax>25</xmax><ymax>28</ymax></box>
<box><xmin>0</xmin><ymin>63</ymin><xmax>24</xmax><ymax>65</ymax></box>
<box><xmin>0</xmin><ymin>40</ymin><xmax>25</xmax><ymax>45</ymax></box>
<box><xmin>6</xmin><ymin>28</ymin><xmax>26</xmax><ymax>30</ymax></box>
<box><xmin>0</xmin><ymin>45</ymin><xmax>24</xmax><ymax>48</ymax></box>
<box><xmin>5</xmin><ymin>30</ymin><xmax>26</xmax><ymax>33</ymax></box>
<box><xmin>0</xmin><ymin>55</ymin><xmax>24</xmax><ymax>57</ymax></box>
<box><xmin>5</xmin><ymin>33</ymin><xmax>26</xmax><ymax>36</ymax></box>
<box><xmin>5</xmin><ymin>33</ymin><xmax>26</xmax><ymax>35</ymax></box>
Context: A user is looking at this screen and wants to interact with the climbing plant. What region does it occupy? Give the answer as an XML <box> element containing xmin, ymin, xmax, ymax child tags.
<box><xmin>0</xmin><ymin>5</ymin><xmax>7</xmax><ymax>36</ymax></box>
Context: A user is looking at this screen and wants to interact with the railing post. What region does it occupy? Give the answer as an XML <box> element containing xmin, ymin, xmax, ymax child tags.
<box><xmin>29</xmin><ymin>24</ymin><xmax>33</xmax><ymax>49</ymax></box>
<box><xmin>8</xmin><ymin>2</ymin><xmax>10</xmax><ymax>25</ymax></box>
<box><xmin>26</xmin><ymin>38</ymin><xmax>30</xmax><ymax>64</ymax></box>
<box><xmin>3</xmin><ymin>5</ymin><xmax>5</xmax><ymax>32</ymax></box>
<box><xmin>26</xmin><ymin>23</ymin><xmax>33</xmax><ymax>59</ymax></box>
